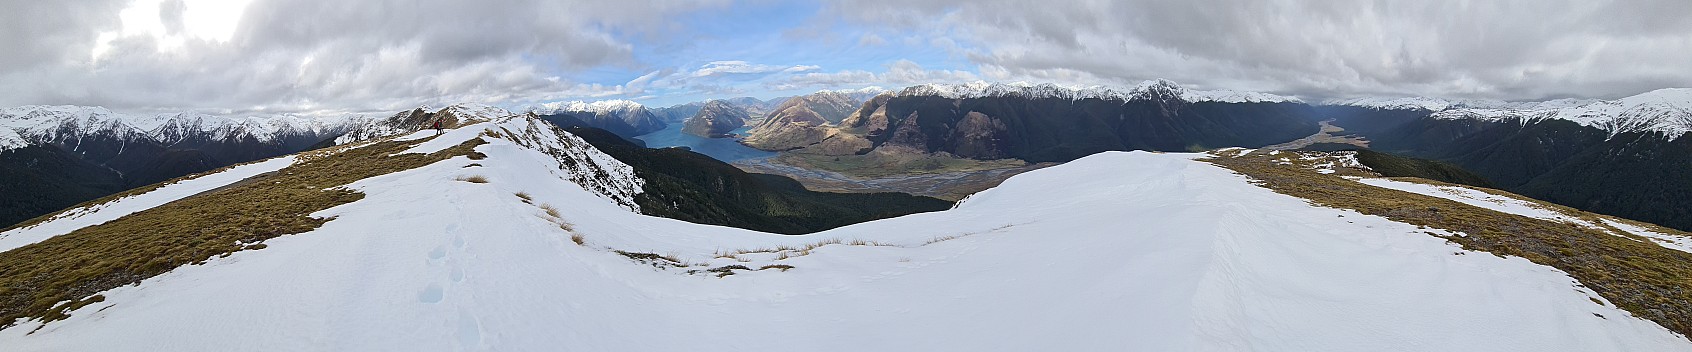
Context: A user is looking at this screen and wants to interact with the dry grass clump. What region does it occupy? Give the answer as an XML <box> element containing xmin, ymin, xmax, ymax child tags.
<box><xmin>616</xmin><ymin>251</ymin><xmax>684</xmax><ymax>269</ymax></box>
<box><xmin>702</xmin><ymin>265</ymin><xmax>751</xmax><ymax>277</ymax></box>
<box><xmin>923</xmin><ymin>235</ymin><xmax>964</xmax><ymax>245</ymax></box>
<box><xmin>922</xmin><ymin>224</ymin><xmax>1018</xmax><ymax>246</ymax></box>
<box><xmin>537</xmin><ymin>204</ymin><xmax>562</xmax><ymax>219</ymax></box>
<box><xmin>847</xmin><ymin>239</ymin><xmax>892</xmax><ymax>246</ymax></box>
<box><xmin>1205</xmin><ymin>151</ymin><xmax>1692</xmax><ymax>337</ymax></box>
<box><xmin>0</xmin><ymin>136</ymin><xmax>487</xmax><ymax>328</ymax></box>
<box><xmin>759</xmin><ymin>264</ymin><xmax>794</xmax><ymax>272</ymax></box>
<box><xmin>714</xmin><ymin>238</ymin><xmax>902</xmax><ymax>261</ymax></box>
<box><xmin>522</xmin><ymin>200</ymin><xmax>580</xmax><ymax>244</ymax></box>
<box><xmin>457</xmin><ymin>175</ymin><xmax>489</xmax><ymax>183</ymax></box>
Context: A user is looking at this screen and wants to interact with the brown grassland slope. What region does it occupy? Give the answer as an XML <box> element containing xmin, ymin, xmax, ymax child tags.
<box><xmin>1206</xmin><ymin>149</ymin><xmax>1692</xmax><ymax>338</ymax></box>
<box><xmin>0</xmin><ymin>135</ymin><xmax>487</xmax><ymax>328</ymax></box>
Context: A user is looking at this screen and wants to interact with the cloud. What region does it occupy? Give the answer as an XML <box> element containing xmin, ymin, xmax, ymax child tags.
<box><xmin>768</xmin><ymin>60</ymin><xmax>978</xmax><ymax>91</ymax></box>
<box><xmin>824</xmin><ymin>0</ymin><xmax>1692</xmax><ymax>100</ymax></box>
<box><xmin>6</xmin><ymin>0</ymin><xmax>1688</xmax><ymax>113</ymax></box>
<box><xmin>857</xmin><ymin>33</ymin><xmax>887</xmax><ymax>47</ymax></box>
<box><xmin>0</xmin><ymin>0</ymin><xmax>726</xmax><ymax>113</ymax></box>
<box><xmin>689</xmin><ymin>61</ymin><xmax>819</xmax><ymax>78</ymax></box>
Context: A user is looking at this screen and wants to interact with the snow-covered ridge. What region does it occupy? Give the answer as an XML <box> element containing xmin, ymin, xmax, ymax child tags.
<box><xmin>487</xmin><ymin>116</ymin><xmax>644</xmax><ymax>210</ymax></box>
<box><xmin>1324</xmin><ymin>96</ymin><xmax>1599</xmax><ymax>112</ymax></box>
<box><xmin>1429</xmin><ymin>88</ymin><xmax>1692</xmax><ymax>137</ymax></box>
<box><xmin>819</xmin><ymin>86</ymin><xmax>888</xmax><ymax>95</ymax></box>
<box><xmin>0</xmin><ymin>105</ymin><xmax>364</xmax><ymax>152</ymax></box>
<box><xmin>1326</xmin><ymin>88</ymin><xmax>1692</xmax><ymax>137</ymax></box>
<box><xmin>526</xmin><ymin>100</ymin><xmax>648</xmax><ymax>115</ymax></box>
<box><xmin>438</xmin><ymin>103</ymin><xmax>518</xmax><ymax>121</ymax></box>
<box><xmin>893</xmin><ymin>79</ymin><xmax>1304</xmax><ymax>104</ymax></box>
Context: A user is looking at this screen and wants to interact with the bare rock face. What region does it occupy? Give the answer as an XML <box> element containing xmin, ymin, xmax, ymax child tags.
<box><xmin>742</xmin><ymin>91</ymin><xmax>878</xmax><ymax>151</ymax></box>
<box><xmin>839</xmin><ymin>94</ymin><xmax>893</xmax><ymax>134</ymax></box>
<box><xmin>681</xmin><ymin>101</ymin><xmax>749</xmax><ymax>138</ymax></box>
<box><xmin>947</xmin><ymin>112</ymin><xmax>1010</xmax><ymax>159</ymax></box>
<box><xmin>883</xmin><ymin>111</ymin><xmax>929</xmax><ymax>151</ymax></box>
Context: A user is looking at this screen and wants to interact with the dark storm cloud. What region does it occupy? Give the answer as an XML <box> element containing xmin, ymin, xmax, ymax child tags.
<box><xmin>0</xmin><ymin>1</ymin><xmax>128</xmax><ymax>69</ymax></box>
<box><xmin>826</xmin><ymin>0</ymin><xmax>1692</xmax><ymax>101</ymax></box>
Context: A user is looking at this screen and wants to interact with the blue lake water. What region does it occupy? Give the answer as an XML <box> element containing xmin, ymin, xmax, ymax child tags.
<box><xmin>633</xmin><ymin>124</ymin><xmax>776</xmax><ymax>162</ymax></box>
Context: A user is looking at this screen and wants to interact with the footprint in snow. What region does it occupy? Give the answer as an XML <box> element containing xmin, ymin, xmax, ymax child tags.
<box><xmin>418</xmin><ymin>283</ymin><xmax>444</xmax><ymax>303</ymax></box>
<box><xmin>456</xmin><ymin>309</ymin><xmax>483</xmax><ymax>347</ymax></box>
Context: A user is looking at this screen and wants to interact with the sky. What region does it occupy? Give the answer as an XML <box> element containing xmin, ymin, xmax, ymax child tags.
<box><xmin>0</xmin><ymin>0</ymin><xmax>1689</xmax><ymax>115</ymax></box>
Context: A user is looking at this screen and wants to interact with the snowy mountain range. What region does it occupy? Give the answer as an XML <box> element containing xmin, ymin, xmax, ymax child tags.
<box><xmin>0</xmin><ymin>105</ymin><xmax>360</xmax><ymax>153</ymax></box>
<box><xmin>1</xmin><ymin>114</ymin><xmax>1688</xmax><ymax>350</ymax></box>
<box><xmin>894</xmin><ymin>79</ymin><xmax>1304</xmax><ymax>104</ymax></box>
<box><xmin>1327</xmin><ymin>89</ymin><xmax>1692</xmax><ymax>138</ymax></box>
<box><xmin>525</xmin><ymin>100</ymin><xmax>667</xmax><ymax>137</ymax></box>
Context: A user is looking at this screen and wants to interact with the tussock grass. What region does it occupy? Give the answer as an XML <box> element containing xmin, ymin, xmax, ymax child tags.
<box><xmin>923</xmin><ymin>235</ymin><xmax>963</xmax><ymax>245</ymax></box>
<box><xmin>922</xmin><ymin>224</ymin><xmax>1017</xmax><ymax>246</ymax></box>
<box><xmin>759</xmin><ymin>264</ymin><xmax>794</xmax><ymax>272</ymax></box>
<box><xmin>1206</xmin><ymin>150</ymin><xmax>1692</xmax><ymax>337</ymax></box>
<box><xmin>713</xmin><ymin>238</ymin><xmax>896</xmax><ymax>261</ymax></box>
<box><xmin>520</xmin><ymin>200</ymin><xmax>579</xmax><ymax>244</ymax></box>
<box><xmin>537</xmin><ymin>204</ymin><xmax>561</xmax><ymax>219</ymax></box>
<box><xmin>616</xmin><ymin>251</ymin><xmax>684</xmax><ymax>269</ymax></box>
<box><xmin>703</xmin><ymin>265</ymin><xmax>750</xmax><ymax>277</ymax></box>
<box><xmin>0</xmin><ymin>136</ymin><xmax>487</xmax><ymax>328</ymax></box>
<box><xmin>457</xmin><ymin>175</ymin><xmax>489</xmax><ymax>183</ymax></box>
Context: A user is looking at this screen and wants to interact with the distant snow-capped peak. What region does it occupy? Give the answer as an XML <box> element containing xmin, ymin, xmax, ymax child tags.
<box><xmin>527</xmin><ymin>100</ymin><xmax>648</xmax><ymax>115</ymax></box>
<box><xmin>438</xmin><ymin>103</ymin><xmax>517</xmax><ymax>121</ymax></box>
<box><xmin>818</xmin><ymin>86</ymin><xmax>890</xmax><ymax>100</ymax></box>
<box><xmin>893</xmin><ymin>80</ymin><xmax>1303</xmax><ymax>104</ymax></box>
<box><xmin>1322</xmin><ymin>96</ymin><xmax>1601</xmax><ymax>112</ymax></box>
<box><xmin>0</xmin><ymin>105</ymin><xmax>365</xmax><ymax>152</ymax></box>
<box><xmin>1426</xmin><ymin>88</ymin><xmax>1692</xmax><ymax>137</ymax></box>
<box><xmin>820</xmin><ymin>86</ymin><xmax>888</xmax><ymax>95</ymax></box>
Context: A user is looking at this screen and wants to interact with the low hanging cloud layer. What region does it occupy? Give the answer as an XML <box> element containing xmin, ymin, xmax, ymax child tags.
<box><xmin>0</xmin><ymin>0</ymin><xmax>1688</xmax><ymax>114</ymax></box>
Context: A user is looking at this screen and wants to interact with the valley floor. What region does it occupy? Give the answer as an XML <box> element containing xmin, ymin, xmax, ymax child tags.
<box><xmin>732</xmin><ymin>156</ymin><xmax>1053</xmax><ymax>200</ymax></box>
<box><xmin>1264</xmin><ymin>119</ymin><xmax>1370</xmax><ymax>150</ymax></box>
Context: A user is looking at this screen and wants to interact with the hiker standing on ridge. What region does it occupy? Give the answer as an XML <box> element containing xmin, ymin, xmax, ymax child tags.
<box><xmin>432</xmin><ymin>119</ymin><xmax>443</xmax><ymax>136</ymax></box>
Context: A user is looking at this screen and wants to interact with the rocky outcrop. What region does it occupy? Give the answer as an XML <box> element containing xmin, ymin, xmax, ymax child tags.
<box><xmin>681</xmin><ymin>101</ymin><xmax>749</xmax><ymax>138</ymax></box>
<box><xmin>740</xmin><ymin>91</ymin><xmax>879</xmax><ymax>151</ymax></box>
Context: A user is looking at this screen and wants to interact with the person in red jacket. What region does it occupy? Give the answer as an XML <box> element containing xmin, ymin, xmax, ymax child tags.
<box><xmin>432</xmin><ymin>119</ymin><xmax>443</xmax><ymax>136</ymax></box>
